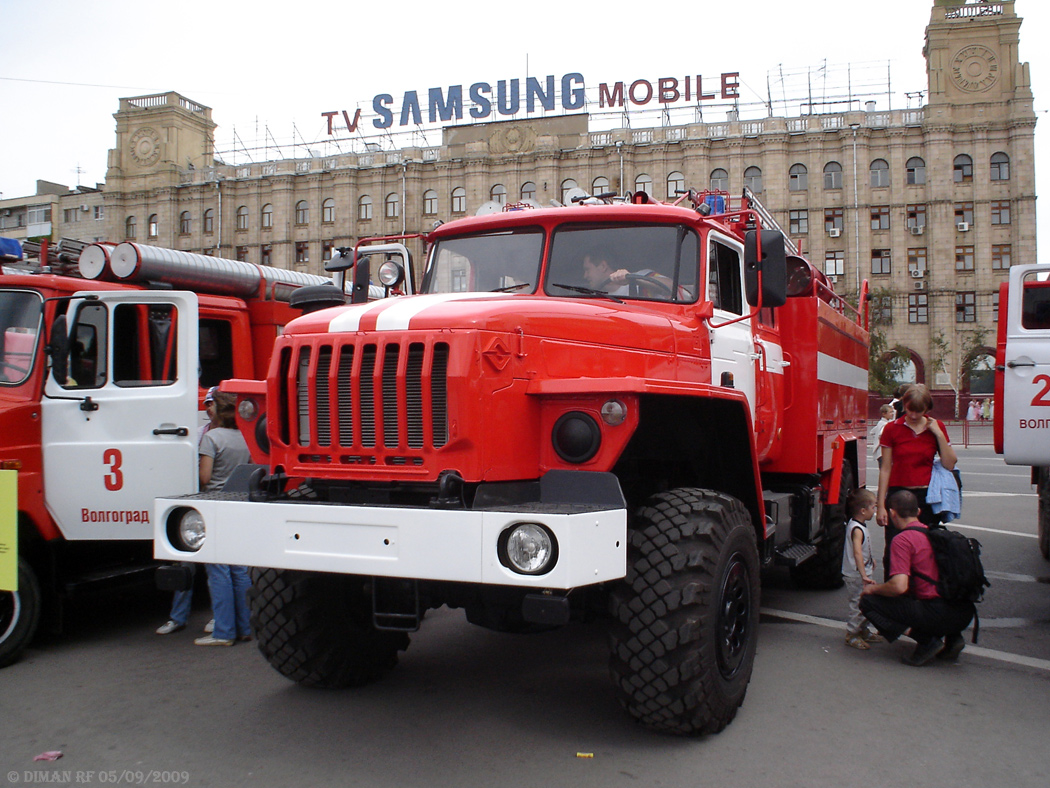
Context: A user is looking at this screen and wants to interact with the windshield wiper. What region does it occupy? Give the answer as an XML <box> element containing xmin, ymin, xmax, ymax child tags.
<box><xmin>551</xmin><ymin>283</ymin><xmax>624</xmax><ymax>303</ymax></box>
<box><xmin>490</xmin><ymin>282</ymin><xmax>532</xmax><ymax>292</ymax></box>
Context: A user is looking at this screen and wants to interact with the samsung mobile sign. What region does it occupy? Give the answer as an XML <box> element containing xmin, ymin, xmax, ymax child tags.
<box><xmin>322</xmin><ymin>72</ymin><xmax>740</xmax><ymax>133</ymax></box>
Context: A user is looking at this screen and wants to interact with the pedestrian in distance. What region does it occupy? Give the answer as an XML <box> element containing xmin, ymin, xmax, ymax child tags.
<box><xmin>861</xmin><ymin>490</ymin><xmax>975</xmax><ymax>666</ymax></box>
<box><xmin>869</xmin><ymin>404</ymin><xmax>895</xmax><ymax>469</ymax></box>
<box><xmin>842</xmin><ymin>488</ymin><xmax>884</xmax><ymax>650</ymax></box>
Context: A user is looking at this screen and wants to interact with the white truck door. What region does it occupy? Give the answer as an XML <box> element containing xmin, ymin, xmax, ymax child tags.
<box><xmin>1000</xmin><ymin>264</ymin><xmax>1050</xmax><ymax>465</ymax></box>
<box><xmin>708</xmin><ymin>236</ymin><xmax>757</xmax><ymax>422</ymax></box>
<box><xmin>41</xmin><ymin>291</ymin><xmax>199</xmax><ymax>540</ymax></box>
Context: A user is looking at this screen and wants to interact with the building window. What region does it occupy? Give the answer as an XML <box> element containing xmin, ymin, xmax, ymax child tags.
<box><xmin>743</xmin><ymin>166</ymin><xmax>762</xmax><ymax>193</ymax></box>
<box><xmin>870</xmin><ymin>159</ymin><xmax>890</xmax><ymax>188</ymax></box>
<box><xmin>423</xmin><ymin>189</ymin><xmax>437</xmax><ymax>216</ymax></box>
<box><xmin>322</xmin><ymin>241</ymin><xmax>334</xmax><ymax>263</ymax></box>
<box><xmin>956</xmin><ymin>291</ymin><xmax>976</xmax><ymax>323</ymax></box>
<box><xmin>710</xmin><ymin>168</ymin><xmax>728</xmax><ymax>191</ymax></box>
<box><xmin>666</xmin><ymin>171</ymin><xmax>685</xmax><ymax>199</ymax></box>
<box><xmin>451</xmin><ymin>187</ymin><xmax>466</xmax><ymax>213</ymax></box>
<box><xmin>871</xmin><ymin>249</ymin><xmax>891</xmax><ymax>275</ymax></box>
<box><xmin>954</xmin><ymin>154</ymin><xmax>973</xmax><ymax>183</ymax></box>
<box><xmin>906</xmin><ymin>157</ymin><xmax>926</xmax><ymax>185</ymax></box>
<box><xmin>870</xmin><ymin>205</ymin><xmax>890</xmax><ymax>231</ymax></box>
<box><xmin>322</xmin><ymin>198</ymin><xmax>335</xmax><ymax>224</ymax></box>
<box><xmin>872</xmin><ymin>295</ymin><xmax>893</xmax><ymax>325</ymax></box>
<box><xmin>633</xmin><ymin>174</ymin><xmax>652</xmax><ymax>196</ymax></box>
<box><xmin>203</xmin><ymin>208</ymin><xmax>214</xmax><ymax>234</ymax></box>
<box><xmin>260</xmin><ymin>244</ymin><xmax>272</xmax><ymax>266</ymax></box>
<box><xmin>990</xmin><ymin>152</ymin><xmax>1010</xmax><ymax>181</ymax></box>
<box><xmin>824</xmin><ymin>207</ymin><xmax>844</xmax><ymax>232</ymax></box>
<box><xmin>236</xmin><ymin>205</ymin><xmax>248</xmax><ymax>231</ymax></box>
<box><xmin>295</xmin><ymin>200</ymin><xmax>309</xmax><ymax>225</ymax></box>
<box><xmin>788</xmin><ymin>163</ymin><xmax>808</xmax><ymax>192</ymax></box>
<box><xmin>358</xmin><ymin>195</ymin><xmax>373</xmax><ymax>221</ymax></box>
<box><xmin>148</xmin><ymin>214</ymin><xmax>159</xmax><ymax>239</ymax></box>
<box><xmin>789</xmin><ymin>210</ymin><xmax>809</xmax><ymax>235</ymax></box>
<box><xmin>991</xmin><ymin>200</ymin><xmax>1011</xmax><ymax>225</ymax></box>
<box><xmin>27</xmin><ymin>204</ymin><xmax>51</xmax><ymax>224</ymax></box>
<box><xmin>593</xmin><ymin>176</ymin><xmax>610</xmax><ymax>197</ymax></box>
<box><xmin>520</xmin><ymin>182</ymin><xmax>536</xmax><ymax>201</ymax></box>
<box><xmin>62</xmin><ymin>208</ymin><xmax>79</xmax><ymax>224</ymax></box>
<box><xmin>823</xmin><ymin>161</ymin><xmax>843</xmax><ymax>190</ymax></box>
<box><xmin>955</xmin><ymin>245</ymin><xmax>975</xmax><ymax>272</ymax></box>
<box><xmin>125</xmin><ymin>215</ymin><xmax>137</xmax><ymax>239</ymax></box>
<box><xmin>94</xmin><ymin>205</ymin><xmax>105</xmax><ymax>221</ymax></box>
<box><xmin>954</xmin><ymin>201</ymin><xmax>974</xmax><ymax>225</ymax></box>
<box><xmin>992</xmin><ymin>244</ymin><xmax>1012</xmax><ymax>270</ymax></box>
<box><xmin>236</xmin><ymin>246</ymin><xmax>248</xmax><ymax>262</ymax></box>
<box><xmin>909</xmin><ymin>293</ymin><xmax>929</xmax><ymax>324</ymax></box>
<box><xmin>906</xmin><ymin>204</ymin><xmax>926</xmax><ymax>232</ymax></box>
<box><xmin>491</xmin><ymin>184</ymin><xmax>507</xmax><ymax>205</ymax></box>
<box><xmin>179</xmin><ymin>211</ymin><xmax>191</xmax><ymax>235</ymax></box>
<box><xmin>261</xmin><ymin>204</ymin><xmax>273</xmax><ymax>229</ymax></box>
<box><xmin>295</xmin><ymin>241</ymin><xmax>309</xmax><ymax>265</ymax></box>
<box><xmin>908</xmin><ymin>248</ymin><xmax>927</xmax><ymax>276</ymax></box>
<box><xmin>824</xmin><ymin>250</ymin><xmax>845</xmax><ymax>276</ymax></box>
<box><xmin>385</xmin><ymin>193</ymin><xmax>399</xmax><ymax>219</ymax></box>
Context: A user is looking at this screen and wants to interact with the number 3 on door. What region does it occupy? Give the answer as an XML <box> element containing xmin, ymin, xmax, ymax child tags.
<box><xmin>103</xmin><ymin>448</ymin><xmax>124</xmax><ymax>491</ymax></box>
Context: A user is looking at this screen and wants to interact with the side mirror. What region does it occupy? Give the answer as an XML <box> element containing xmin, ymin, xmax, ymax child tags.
<box><xmin>744</xmin><ymin>229</ymin><xmax>787</xmax><ymax>308</ymax></box>
<box><xmin>350</xmin><ymin>255</ymin><xmax>371</xmax><ymax>304</ymax></box>
<box><xmin>47</xmin><ymin>313</ymin><xmax>69</xmax><ymax>384</ymax></box>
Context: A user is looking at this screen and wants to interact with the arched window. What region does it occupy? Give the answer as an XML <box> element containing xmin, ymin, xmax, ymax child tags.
<box><xmin>743</xmin><ymin>166</ymin><xmax>762</xmax><ymax>193</ymax></box>
<box><xmin>148</xmin><ymin>214</ymin><xmax>158</xmax><ymax>238</ymax></box>
<box><xmin>236</xmin><ymin>205</ymin><xmax>248</xmax><ymax>231</ymax></box>
<box><xmin>788</xmin><ymin>163</ymin><xmax>808</xmax><ymax>192</ymax></box>
<box><xmin>451</xmin><ymin>187</ymin><xmax>466</xmax><ymax>213</ymax></box>
<box><xmin>823</xmin><ymin>161</ymin><xmax>843</xmax><ymax>190</ymax></box>
<box><xmin>125</xmin><ymin>215</ymin><xmax>137</xmax><ymax>239</ymax></box>
<box><xmin>261</xmin><ymin>204</ymin><xmax>274</xmax><ymax>229</ymax></box>
<box><xmin>710</xmin><ymin>168</ymin><xmax>728</xmax><ymax>191</ymax></box>
<box><xmin>592</xmin><ymin>176</ymin><xmax>610</xmax><ymax>197</ymax></box>
<box><xmin>990</xmin><ymin>152</ymin><xmax>1010</xmax><ymax>181</ymax></box>
<box><xmin>203</xmin><ymin>208</ymin><xmax>214</xmax><ymax>234</ymax></box>
<box><xmin>561</xmin><ymin>178</ymin><xmax>579</xmax><ymax>203</ymax></box>
<box><xmin>954</xmin><ymin>154</ymin><xmax>973</xmax><ymax>183</ymax></box>
<box><xmin>520</xmin><ymin>182</ymin><xmax>536</xmax><ymax>201</ymax></box>
<box><xmin>633</xmin><ymin>174</ymin><xmax>652</xmax><ymax>196</ymax></box>
<box><xmin>179</xmin><ymin>211</ymin><xmax>191</xmax><ymax>234</ymax></box>
<box><xmin>322</xmin><ymin>198</ymin><xmax>335</xmax><ymax>224</ymax></box>
<box><xmin>870</xmin><ymin>159</ymin><xmax>890</xmax><ymax>188</ymax></box>
<box><xmin>295</xmin><ymin>200</ymin><xmax>309</xmax><ymax>224</ymax></box>
<box><xmin>906</xmin><ymin>157</ymin><xmax>926</xmax><ymax>185</ymax></box>
<box><xmin>666</xmin><ymin>171</ymin><xmax>685</xmax><ymax>199</ymax></box>
<box><xmin>490</xmin><ymin>184</ymin><xmax>507</xmax><ymax>204</ymax></box>
<box><xmin>358</xmin><ymin>195</ymin><xmax>372</xmax><ymax>221</ymax></box>
<box><xmin>385</xmin><ymin>193</ymin><xmax>399</xmax><ymax>219</ymax></box>
<box><xmin>423</xmin><ymin>189</ymin><xmax>437</xmax><ymax>216</ymax></box>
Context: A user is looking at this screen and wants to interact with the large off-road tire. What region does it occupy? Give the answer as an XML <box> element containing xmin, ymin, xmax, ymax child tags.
<box><xmin>1037</xmin><ymin>466</ymin><xmax>1050</xmax><ymax>562</ymax></box>
<box><xmin>790</xmin><ymin>459</ymin><xmax>854</xmax><ymax>590</ymax></box>
<box><xmin>249</xmin><ymin>568</ymin><xmax>409</xmax><ymax>688</ymax></box>
<box><xmin>608</xmin><ymin>488</ymin><xmax>760</xmax><ymax>735</ymax></box>
<box><xmin>0</xmin><ymin>558</ymin><xmax>42</xmax><ymax>669</ymax></box>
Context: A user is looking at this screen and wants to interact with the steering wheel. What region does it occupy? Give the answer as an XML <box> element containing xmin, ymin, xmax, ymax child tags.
<box><xmin>625</xmin><ymin>273</ymin><xmax>674</xmax><ymax>298</ymax></box>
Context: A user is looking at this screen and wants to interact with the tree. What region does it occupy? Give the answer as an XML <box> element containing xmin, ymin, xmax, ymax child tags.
<box><xmin>930</xmin><ymin>328</ymin><xmax>991</xmax><ymax>418</ymax></box>
<box><xmin>869</xmin><ymin>325</ymin><xmax>910</xmax><ymax>397</ymax></box>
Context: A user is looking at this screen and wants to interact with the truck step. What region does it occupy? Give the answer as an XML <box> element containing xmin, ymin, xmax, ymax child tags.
<box><xmin>774</xmin><ymin>543</ymin><xmax>818</xmax><ymax>567</ymax></box>
<box><xmin>371</xmin><ymin>577</ymin><xmax>421</xmax><ymax>632</ymax></box>
<box><xmin>63</xmin><ymin>562</ymin><xmax>158</xmax><ymax>595</ymax></box>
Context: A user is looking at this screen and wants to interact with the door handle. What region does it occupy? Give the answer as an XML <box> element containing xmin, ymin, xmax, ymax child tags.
<box><xmin>153</xmin><ymin>426</ymin><xmax>189</xmax><ymax>436</ymax></box>
<box><xmin>1006</xmin><ymin>360</ymin><xmax>1035</xmax><ymax>368</ymax></box>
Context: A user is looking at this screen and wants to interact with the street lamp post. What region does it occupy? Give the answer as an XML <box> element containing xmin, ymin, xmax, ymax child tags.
<box><xmin>849</xmin><ymin>123</ymin><xmax>861</xmax><ymax>299</ymax></box>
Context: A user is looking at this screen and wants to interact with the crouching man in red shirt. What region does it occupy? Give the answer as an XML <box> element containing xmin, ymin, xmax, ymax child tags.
<box><xmin>861</xmin><ymin>490</ymin><xmax>975</xmax><ymax>666</ymax></box>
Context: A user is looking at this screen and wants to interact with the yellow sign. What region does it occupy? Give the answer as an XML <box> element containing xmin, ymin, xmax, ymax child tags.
<box><xmin>0</xmin><ymin>470</ymin><xmax>16</xmax><ymax>592</ymax></box>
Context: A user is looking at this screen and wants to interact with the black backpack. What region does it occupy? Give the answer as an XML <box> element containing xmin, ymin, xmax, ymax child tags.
<box><xmin>905</xmin><ymin>524</ymin><xmax>990</xmax><ymax>643</ymax></box>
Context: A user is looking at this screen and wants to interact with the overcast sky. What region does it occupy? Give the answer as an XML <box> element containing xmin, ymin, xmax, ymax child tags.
<box><xmin>0</xmin><ymin>0</ymin><xmax>1046</xmax><ymax>249</ymax></box>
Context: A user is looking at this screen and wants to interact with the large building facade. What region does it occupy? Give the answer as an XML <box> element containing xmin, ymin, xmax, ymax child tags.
<box><xmin>28</xmin><ymin>0</ymin><xmax>1040</xmax><ymax>408</ymax></box>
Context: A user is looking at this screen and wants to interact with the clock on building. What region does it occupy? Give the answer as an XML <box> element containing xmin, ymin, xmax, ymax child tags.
<box><xmin>129</xmin><ymin>126</ymin><xmax>161</xmax><ymax>166</ymax></box>
<box><xmin>950</xmin><ymin>45</ymin><xmax>999</xmax><ymax>92</ymax></box>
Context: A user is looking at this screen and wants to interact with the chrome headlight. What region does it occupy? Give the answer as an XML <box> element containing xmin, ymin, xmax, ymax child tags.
<box><xmin>499</xmin><ymin>523</ymin><xmax>557</xmax><ymax>575</ymax></box>
<box><xmin>168</xmin><ymin>507</ymin><xmax>206</xmax><ymax>552</ymax></box>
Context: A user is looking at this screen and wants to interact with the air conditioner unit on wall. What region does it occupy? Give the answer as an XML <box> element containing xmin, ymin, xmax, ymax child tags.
<box><xmin>910</xmin><ymin>225</ymin><xmax>925</xmax><ymax>235</ymax></box>
<box><xmin>910</xmin><ymin>269</ymin><xmax>925</xmax><ymax>279</ymax></box>
<box><xmin>828</xmin><ymin>227</ymin><xmax>841</xmax><ymax>238</ymax></box>
<box><xmin>827</xmin><ymin>274</ymin><xmax>839</xmax><ymax>283</ymax></box>
<box><xmin>957</xmin><ymin>222</ymin><xmax>970</xmax><ymax>232</ymax></box>
<box><xmin>913</xmin><ymin>281</ymin><xmax>927</xmax><ymax>291</ymax></box>
<box><xmin>80</xmin><ymin>204</ymin><xmax>90</xmax><ymax>212</ymax></box>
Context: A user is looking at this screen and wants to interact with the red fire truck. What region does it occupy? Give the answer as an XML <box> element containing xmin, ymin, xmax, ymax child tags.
<box><xmin>0</xmin><ymin>239</ymin><xmax>356</xmax><ymax>668</ymax></box>
<box><xmin>154</xmin><ymin>188</ymin><xmax>870</xmax><ymax>735</ymax></box>
<box><xmin>994</xmin><ymin>262</ymin><xmax>1050</xmax><ymax>560</ymax></box>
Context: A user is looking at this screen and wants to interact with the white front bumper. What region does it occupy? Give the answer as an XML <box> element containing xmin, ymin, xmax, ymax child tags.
<box><xmin>154</xmin><ymin>496</ymin><xmax>626</xmax><ymax>590</ymax></box>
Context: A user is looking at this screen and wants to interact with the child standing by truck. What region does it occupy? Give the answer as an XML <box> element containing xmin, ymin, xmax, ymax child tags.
<box><xmin>842</xmin><ymin>489</ymin><xmax>882</xmax><ymax>649</ymax></box>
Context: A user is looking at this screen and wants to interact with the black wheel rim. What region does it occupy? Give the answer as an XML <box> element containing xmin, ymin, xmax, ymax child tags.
<box><xmin>0</xmin><ymin>591</ymin><xmax>18</xmax><ymax>644</ymax></box>
<box><xmin>716</xmin><ymin>554</ymin><xmax>752</xmax><ymax>680</ymax></box>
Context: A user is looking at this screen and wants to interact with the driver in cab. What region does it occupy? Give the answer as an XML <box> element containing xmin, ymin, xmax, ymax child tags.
<box><xmin>580</xmin><ymin>251</ymin><xmax>671</xmax><ymax>297</ymax></box>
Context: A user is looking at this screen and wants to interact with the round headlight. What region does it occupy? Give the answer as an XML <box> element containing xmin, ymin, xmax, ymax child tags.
<box><xmin>172</xmin><ymin>508</ymin><xmax>206</xmax><ymax>552</ymax></box>
<box><xmin>378</xmin><ymin>260</ymin><xmax>404</xmax><ymax>287</ymax></box>
<box><xmin>238</xmin><ymin>398</ymin><xmax>258</xmax><ymax>422</ymax></box>
<box><xmin>600</xmin><ymin>399</ymin><xmax>627</xmax><ymax>426</ymax></box>
<box><xmin>552</xmin><ymin>411</ymin><xmax>601</xmax><ymax>463</ymax></box>
<box><xmin>500</xmin><ymin>523</ymin><xmax>557</xmax><ymax>575</ymax></box>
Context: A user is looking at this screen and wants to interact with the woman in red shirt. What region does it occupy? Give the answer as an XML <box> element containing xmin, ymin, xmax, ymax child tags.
<box><xmin>876</xmin><ymin>384</ymin><xmax>958</xmax><ymax>578</ymax></box>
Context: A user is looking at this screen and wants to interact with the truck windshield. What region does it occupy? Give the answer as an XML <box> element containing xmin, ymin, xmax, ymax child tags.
<box><xmin>423</xmin><ymin>228</ymin><xmax>544</xmax><ymax>294</ymax></box>
<box><xmin>545</xmin><ymin>224</ymin><xmax>699</xmax><ymax>303</ymax></box>
<box><xmin>0</xmin><ymin>290</ymin><xmax>42</xmax><ymax>386</ymax></box>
